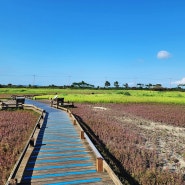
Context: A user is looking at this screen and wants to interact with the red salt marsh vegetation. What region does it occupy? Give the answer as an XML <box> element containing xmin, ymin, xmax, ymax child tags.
<box><xmin>0</xmin><ymin>110</ymin><xmax>39</xmax><ymax>184</ymax></box>
<box><xmin>71</xmin><ymin>103</ymin><xmax>185</xmax><ymax>185</ymax></box>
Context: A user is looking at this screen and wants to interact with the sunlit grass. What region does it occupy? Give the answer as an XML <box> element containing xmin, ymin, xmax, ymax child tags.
<box><xmin>36</xmin><ymin>90</ymin><xmax>185</xmax><ymax>104</ymax></box>
<box><xmin>1</xmin><ymin>88</ymin><xmax>185</xmax><ymax>104</ymax></box>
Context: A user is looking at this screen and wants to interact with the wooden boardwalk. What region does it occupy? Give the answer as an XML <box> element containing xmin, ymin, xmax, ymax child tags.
<box><xmin>17</xmin><ymin>100</ymin><xmax>115</xmax><ymax>185</ymax></box>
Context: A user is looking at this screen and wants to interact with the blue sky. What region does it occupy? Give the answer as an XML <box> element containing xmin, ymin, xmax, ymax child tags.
<box><xmin>0</xmin><ymin>0</ymin><xmax>185</xmax><ymax>87</ymax></box>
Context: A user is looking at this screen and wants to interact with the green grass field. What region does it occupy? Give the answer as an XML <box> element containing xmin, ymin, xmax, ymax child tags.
<box><xmin>0</xmin><ymin>88</ymin><xmax>185</xmax><ymax>104</ymax></box>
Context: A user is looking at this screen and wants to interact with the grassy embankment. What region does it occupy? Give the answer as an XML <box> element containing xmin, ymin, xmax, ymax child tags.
<box><xmin>0</xmin><ymin>87</ymin><xmax>185</xmax><ymax>104</ymax></box>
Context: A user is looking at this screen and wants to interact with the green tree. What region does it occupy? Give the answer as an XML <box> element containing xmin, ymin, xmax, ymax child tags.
<box><xmin>145</xmin><ymin>83</ymin><xmax>153</xmax><ymax>89</ymax></box>
<box><xmin>178</xmin><ymin>84</ymin><xmax>185</xmax><ymax>89</ymax></box>
<box><xmin>72</xmin><ymin>81</ymin><xmax>94</xmax><ymax>88</ymax></box>
<box><xmin>123</xmin><ymin>83</ymin><xmax>129</xmax><ymax>89</ymax></box>
<box><xmin>114</xmin><ymin>81</ymin><xmax>119</xmax><ymax>88</ymax></box>
<box><xmin>105</xmin><ymin>81</ymin><xmax>111</xmax><ymax>88</ymax></box>
<box><xmin>137</xmin><ymin>83</ymin><xmax>144</xmax><ymax>88</ymax></box>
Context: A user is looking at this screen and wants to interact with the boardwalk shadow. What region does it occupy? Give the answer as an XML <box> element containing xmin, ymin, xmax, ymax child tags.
<box><xmin>19</xmin><ymin>112</ymin><xmax>49</xmax><ymax>184</ymax></box>
<box><xmin>74</xmin><ymin>114</ymin><xmax>140</xmax><ymax>185</ymax></box>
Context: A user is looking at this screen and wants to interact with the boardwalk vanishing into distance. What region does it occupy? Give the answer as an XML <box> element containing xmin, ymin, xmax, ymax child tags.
<box><xmin>16</xmin><ymin>100</ymin><xmax>115</xmax><ymax>185</ymax></box>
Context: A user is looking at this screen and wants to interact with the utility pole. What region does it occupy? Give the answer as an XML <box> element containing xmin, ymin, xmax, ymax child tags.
<box><xmin>33</xmin><ymin>75</ymin><xmax>36</xmax><ymax>86</ymax></box>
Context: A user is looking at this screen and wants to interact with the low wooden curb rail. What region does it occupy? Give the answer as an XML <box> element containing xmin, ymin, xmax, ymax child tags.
<box><xmin>6</xmin><ymin>104</ymin><xmax>46</xmax><ymax>185</ymax></box>
<box><xmin>55</xmin><ymin>105</ymin><xmax>123</xmax><ymax>185</ymax></box>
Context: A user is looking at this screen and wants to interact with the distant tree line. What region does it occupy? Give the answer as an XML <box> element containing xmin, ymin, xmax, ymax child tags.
<box><xmin>105</xmin><ymin>81</ymin><xmax>164</xmax><ymax>90</ymax></box>
<box><xmin>0</xmin><ymin>81</ymin><xmax>185</xmax><ymax>91</ymax></box>
<box><xmin>104</xmin><ymin>80</ymin><xmax>185</xmax><ymax>91</ymax></box>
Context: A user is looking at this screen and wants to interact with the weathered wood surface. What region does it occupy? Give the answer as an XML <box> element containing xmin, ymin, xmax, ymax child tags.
<box><xmin>16</xmin><ymin>100</ymin><xmax>115</xmax><ymax>185</ymax></box>
<box><xmin>1</xmin><ymin>100</ymin><xmax>22</xmax><ymax>109</ymax></box>
<box><xmin>1</xmin><ymin>99</ymin><xmax>25</xmax><ymax>109</ymax></box>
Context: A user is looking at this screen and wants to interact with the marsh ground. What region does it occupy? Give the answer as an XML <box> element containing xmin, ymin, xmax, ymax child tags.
<box><xmin>70</xmin><ymin>103</ymin><xmax>185</xmax><ymax>184</ymax></box>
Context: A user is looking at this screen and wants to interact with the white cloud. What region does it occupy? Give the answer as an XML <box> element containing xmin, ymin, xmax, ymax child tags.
<box><xmin>157</xmin><ymin>50</ymin><xmax>171</xmax><ymax>59</ymax></box>
<box><xmin>172</xmin><ymin>77</ymin><xmax>185</xmax><ymax>85</ymax></box>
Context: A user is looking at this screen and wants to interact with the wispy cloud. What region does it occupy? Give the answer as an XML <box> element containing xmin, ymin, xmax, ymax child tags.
<box><xmin>157</xmin><ymin>50</ymin><xmax>171</xmax><ymax>59</ymax></box>
<box><xmin>172</xmin><ymin>77</ymin><xmax>185</xmax><ymax>85</ymax></box>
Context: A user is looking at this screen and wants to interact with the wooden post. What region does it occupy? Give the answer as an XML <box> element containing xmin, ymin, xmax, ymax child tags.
<box><xmin>73</xmin><ymin>119</ymin><xmax>77</xmax><ymax>125</ymax></box>
<box><xmin>30</xmin><ymin>137</ymin><xmax>35</xmax><ymax>147</ymax></box>
<box><xmin>96</xmin><ymin>157</ymin><xmax>103</xmax><ymax>172</ymax></box>
<box><xmin>80</xmin><ymin>131</ymin><xmax>85</xmax><ymax>139</ymax></box>
<box><xmin>57</xmin><ymin>101</ymin><xmax>59</xmax><ymax>109</ymax></box>
<box><xmin>37</xmin><ymin>123</ymin><xmax>41</xmax><ymax>129</ymax></box>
